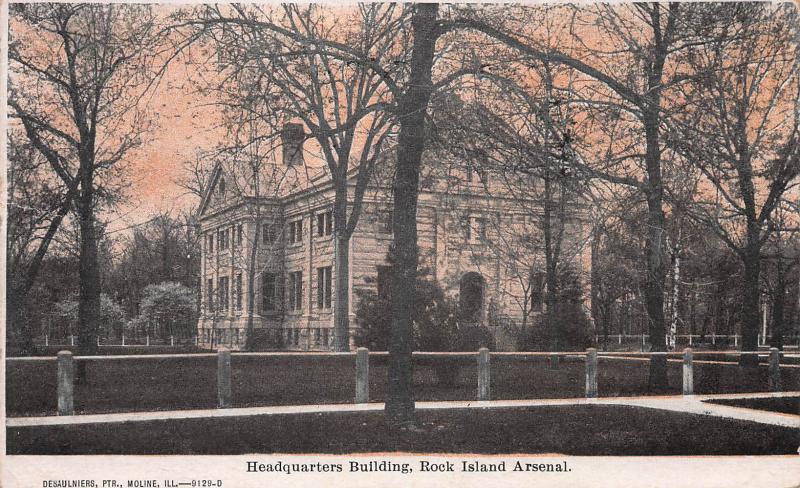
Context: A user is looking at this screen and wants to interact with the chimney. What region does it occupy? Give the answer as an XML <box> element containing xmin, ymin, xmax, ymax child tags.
<box><xmin>282</xmin><ymin>123</ymin><xmax>305</xmax><ymax>166</ymax></box>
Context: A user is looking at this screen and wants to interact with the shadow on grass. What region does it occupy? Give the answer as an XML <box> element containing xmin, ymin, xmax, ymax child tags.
<box><xmin>7</xmin><ymin>405</ymin><xmax>799</xmax><ymax>455</ymax></box>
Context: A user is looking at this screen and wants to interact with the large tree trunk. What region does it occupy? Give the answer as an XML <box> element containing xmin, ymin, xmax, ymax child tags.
<box><xmin>385</xmin><ymin>3</ymin><xmax>439</xmax><ymax>427</ymax></box>
<box><xmin>333</xmin><ymin>234</ymin><xmax>350</xmax><ymax>352</ymax></box>
<box><xmin>740</xmin><ymin>233</ymin><xmax>761</xmax><ymax>367</ymax></box>
<box><xmin>333</xmin><ymin>183</ymin><xmax>351</xmax><ymax>352</ymax></box>
<box><xmin>643</xmin><ymin>112</ymin><xmax>668</xmax><ymax>391</ymax></box>
<box><xmin>76</xmin><ymin>165</ymin><xmax>101</xmax><ymax>383</ymax></box>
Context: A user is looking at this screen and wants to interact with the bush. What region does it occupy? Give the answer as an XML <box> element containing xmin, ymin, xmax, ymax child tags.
<box><xmin>516</xmin><ymin>267</ymin><xmax>592</xmax><ymax>351</ymax></box>
<box><xmin>53</xmin><ymin>293</ymin><xmax>125</xmax><ymax>338</ymax></box>
<box><xmin>355</xmin><ymin>276</ymin><xmax>495</xmax><ymax>386</ymax></box>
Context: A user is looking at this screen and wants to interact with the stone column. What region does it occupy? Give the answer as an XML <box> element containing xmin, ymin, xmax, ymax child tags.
<box><xmin>585</xmin><ymin>348</ymin><xmax>598</xmax><ymax>398</ymax></box>
<box><xmin>478</xmin><ymin>348</ymin><xmax>491</xmax><ymax>401</ymax></box>
<box><xmin>57</xmin><ymin>351</ymin><xmax>74</xmax><ymax>416</ymax></box>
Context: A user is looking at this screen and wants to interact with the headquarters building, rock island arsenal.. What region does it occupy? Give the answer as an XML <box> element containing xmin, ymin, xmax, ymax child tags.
<box><xmin>195</xmin><ymin>125</ymin><xmax>592</xmax><ymax>351</ymax></box>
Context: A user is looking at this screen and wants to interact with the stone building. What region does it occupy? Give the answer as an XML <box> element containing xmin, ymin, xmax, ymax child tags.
<box><xmin>196</xmin><ymin>129</ymin><xmax>592</xmax><ymax>351</ymax></box>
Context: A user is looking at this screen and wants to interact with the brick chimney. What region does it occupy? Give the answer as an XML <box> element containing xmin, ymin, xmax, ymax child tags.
<box><xmin>282</xmin><ymin>123</ymin><xmax>305</xmax><ymax>166</ymax></box>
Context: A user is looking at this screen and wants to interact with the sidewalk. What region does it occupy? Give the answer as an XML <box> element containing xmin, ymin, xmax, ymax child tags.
<box><xmin>7</xmin><ymin>391</ymin><xmax>799</xmax><ymax>429</ymax></box>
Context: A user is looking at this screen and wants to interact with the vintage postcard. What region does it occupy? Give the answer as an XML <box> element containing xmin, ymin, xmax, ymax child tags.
<box><xmin>3</xmin><ymin>1</ymin><xmax>799</xmax><ymax>487</ymax></box>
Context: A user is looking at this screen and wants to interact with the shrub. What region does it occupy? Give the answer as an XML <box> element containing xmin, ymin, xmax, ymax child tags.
<box><xmin>355</xmin><ymin>276</ymin><xmax>495</xmax><ymax>386</ymax></box>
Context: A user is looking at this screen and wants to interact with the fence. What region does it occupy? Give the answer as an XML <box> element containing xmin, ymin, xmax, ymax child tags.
<box><xmin>37</xmin><ymin>347</ymin><xmax>795</xmax><ymax>416</ymax></box>
<box><xmin>35</xmin><ymin>334</ymin><xmax>198</xmax><ymax>348</ymax></box>
<box><xmin>595</xmin><ymin>333</ymin><xmax>800</xmax><ymax>350</ymax></box>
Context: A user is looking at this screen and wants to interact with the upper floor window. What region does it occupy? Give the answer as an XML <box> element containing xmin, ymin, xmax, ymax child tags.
<box><xmin>467</xmin><ymin>216</ymin><xmax>488</xmax><ymax>243</ymax></box>
<box><xmin>219</xmin><ymin>177</ymin><xmax>226</xmax><ymax>196</ymax></box>
<box><xmin>262</xmin><ymin>222</ymin><xmax>278</xmax><ymax>245</ymax></box>
<box><xmin>317</xmin><ymin>210</ymin><xmax>333</xmax><ymax>237</ymax></box>
<box><xmin>466</xmin><ymin>165</ymin><xmax>488</xmax><ymax>185</ymax></box>
<box><xmin>288</xmin><ymin>219</ymin><xmax>303</xmax><ymax>244</ymax></box>
<box><xmin>218</xmin><ymin>228</ymin><xmax>230</xmax><ymax>251</ymax></box>
<box><xmin>234</xmin><ymin>223</ymin><xmax>243</xmax><ymax>248</ymax></box>
<box><xmin>206</xmin><ymin>234</ymin><xmax>214</xmax><ymax>254</ymax></box>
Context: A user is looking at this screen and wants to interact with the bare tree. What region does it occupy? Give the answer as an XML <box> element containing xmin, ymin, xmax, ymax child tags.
<box><xmin>451</xmin><ymin>3</ymin><xmax>728</xmax><ymax>388</ymax></box>
<box><xmin>9</xmin><ymin>4</ymin><xmax>164</xmax><ymax>374</ymax></box>
<box><xmin>181</xmin><ymin>4</ymin><xmax>406</xmax><ymax>351</ymax></box>
<box><xmin>6</xmin><ymin>129</ymin><xmax>76</xmax><ymax>353</ymax></box>
<box><xmin>671</xmin><ymin>3</ymin><xmax>799</xmax><ymax>364</ymax></box>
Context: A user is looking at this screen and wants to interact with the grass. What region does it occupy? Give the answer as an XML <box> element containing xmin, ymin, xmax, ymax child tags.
<box><xmin>7</xmin><ymin>405</ymin><xmax>798</xmax><ymax>455</ymax></box>
<box><xmin>6</xmin><ymin>355</ymin><xmax>798</xmax><ymax>417</ymax></box>
<box><xmin>704</xmin><ymin>396</ymin><xmax>800</xmax><ymax>415</ymax></box>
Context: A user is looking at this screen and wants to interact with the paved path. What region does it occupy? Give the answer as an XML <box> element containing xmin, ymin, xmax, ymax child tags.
<box><xmin>6</xmin><ymin>391</ymin><xmax>798</xmax><ymax>429</ymax></box>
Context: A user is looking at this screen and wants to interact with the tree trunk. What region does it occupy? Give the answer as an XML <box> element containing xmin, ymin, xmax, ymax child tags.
<box><xmin>770</xmin><ymin>258</ymin><xmax>786</xmax><ymax>350</ymax></box>
<box><xmin>333</xmin><ymin>182</ymin><xmax>351</xmax><ymax>352</ymax></box>
<box><xmin>76</xmin><ymin>164</ymin><xmax>101</xmax><ymax>383</ymax></box>
<box><xmin>740</xmin><ymin>232</ymin><xmax>761</xmax><ymax>367</ymax></box>
<box><xmin>643</xmin><ymin>112</ymin><xmax>668</xmax><ymax>391</ymax></box>
<box><xmin>385</xmin><ymin>3</ymin><xmax>439</xmax><ymax>427</ymax></box>
<box><xmin>333</xmin><ymin>234</ymin><xmax>350</xmax><ymax>351</ymax></box>
<box><xmin>245</xmin><ymin>219</ymin><xmax>261</xmax><ymax>351</ymax></box>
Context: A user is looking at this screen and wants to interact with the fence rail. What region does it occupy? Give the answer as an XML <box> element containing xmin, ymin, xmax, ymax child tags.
<box><xmin>595</xmin><ymin>333</ymin><xmax>800</xmax><ymax>348</ymax></box>
<box><xmin>16</xmin><ymin>347</ymin><xmax>795</xmax><ymax>417</ymax></box>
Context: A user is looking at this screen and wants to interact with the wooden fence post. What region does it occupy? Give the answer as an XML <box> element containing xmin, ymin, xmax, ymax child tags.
<box><xmin>355</xmin><ymin>347</ymin><xmax>369</xmax><ymax>404</ymax></box>
<box><xmin>682</xmin><ymin>348</ymin><xmax>694</xmax><ymax>395</ymax></box>
<box><xmin>170</xmin><ymin>336</ymin><xmax>174</xmax><ymax>347</ymax></box>
<box><xmin>769</xmin><ymin>347</ymin><xmax>781</xmax><ymax>392</ymax></box>
<box><xmin>586</xmin><ymin>348</ymin><xmax>598</xmax><ymax>398</ymax></box>
<box><xmin>146</xmin><ymin>334</ymin><xmax>150</xmax><ymax>347</ymax></box>
<box><xmin>217</xmin><ymin>348</ymin><xmax>231</xmax><ymax>408</ymax></box>
<box><xmin>57</xmin><ymin>351</ymin><xmax>74</xmax><ymax>415</ymax></box>
<box><xmin>478</xmin><ymin>348</ymin><xmax>491</xmax><ymax>401</ymax></box>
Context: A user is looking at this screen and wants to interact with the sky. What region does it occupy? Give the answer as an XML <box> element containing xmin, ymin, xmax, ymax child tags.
<box><xmin>107</xmin><ymin>47</ymin><xmax>223</xmax><ymax>233</ymax></box>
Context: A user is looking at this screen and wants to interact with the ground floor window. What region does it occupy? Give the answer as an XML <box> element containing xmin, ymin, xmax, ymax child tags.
<box><xmin>317</xmin><ymin>266</ymin><xmax>332</xmax><ymax>309</ymax></box>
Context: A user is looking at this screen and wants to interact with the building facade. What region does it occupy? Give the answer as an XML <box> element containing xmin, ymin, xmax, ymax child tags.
<box><xmin>196</xmin><ymin>138</ymin><xmax>592</xmax><ymax>351</ymax></box>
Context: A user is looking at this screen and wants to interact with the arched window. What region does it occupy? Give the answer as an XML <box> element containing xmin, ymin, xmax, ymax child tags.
<box><xmin>218</xmin><ymin>177</ymin><xmax>226</xmax><ymax>196</ymax></box>
<box><xmin>459</xmin><ymin>272</ymin><xmax>485</xmax><ymax>323</ymax></box>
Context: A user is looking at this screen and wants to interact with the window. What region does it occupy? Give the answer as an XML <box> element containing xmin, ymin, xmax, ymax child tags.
<box><xmin>530</xmin><ymin>273</ymin><xmax>545</xmax><ymax>313</ymax></box>
<box><xmin>317</xmin><ymin>210</ymin><xmax>333</xmax><ymax>237</ymax></box>
<box><xmin>219</xmin><ymin>177</ymin><xmax>226</xmax><ymax>196</ymax></box>
<box><xmin>207</xmin><ymin>234</ymin><xmax>214</xmax><ymax>253</ymax></box>
<box><xmin>466</xmin><ymin>164</ymin><xmax>487</xmax><ymax>185</ymax></box>
<box><xmin>262</xmin><ymin>272</ymin><xmax>278</xmax><ymax>311</ymax></box>
<box><xmin>235</xmin><ymin>273</ymin><xmax>243</xmax><ymax>311</ymax></box>
<box><xmin>377</xmin><ymin>265</ymin><xmax>392</xmax><ymax>299</ymax></box>
<box><xmin>378</xmin><ymin>210</ymin><xmax>392</xmax><ymax>234</ymax></box>
<box><xmin>288</xmin><ymin>219</ymin><xmax>303</xmax><ymax>244</ymax></box>
<box><xmin>321</xmin><ymin>328</ymin><xmax>329</xmax><ymax>347</ymax></box>
<box><xmin>467</xmin><ymin>216</ymin><xmax>488</xmax><ymax>242</ymax></box>
<box><xmin>288</xmin><ymin>271</ymin><xmax>303</xmax><ymax>311</ymax></box>
<box><xmin>206</xmin><ymin>278</ymin><xmax>214</xmax><ymax>311</ymax></box>
<box><xmin>219</xmin><ymin>228</ymin><xmax>230</xmax><ymax>251</ymax></box>
<box><xmin>218</xmin><ymin>276</ymin><xmax>229</xmax><ymax>311</ymax></box>
<box><xmin>262</xmin><ymin>222</ymin><xmax>278</xmax><ymax>245</ymax></box>
<box><xmin>234</xmin><ymin>224</ymin><xmax>243</xmax><ymax>248</ymax></box>
<box><xmin>317</xmin><ymin>266</ymin><xmax>332</xmax><ymax>309</ymax></box>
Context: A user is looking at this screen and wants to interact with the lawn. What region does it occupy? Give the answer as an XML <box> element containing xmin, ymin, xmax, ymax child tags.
<box><xmin>6</xmin><ymin>354</ymin><xmax>799</xmax><ymax>417</ymax></box>
<box><xmin>7</xmin><ymin>405</ymin><xmax>798</xmax><ymax>455</ymax></box>
<box><xmin>705</xmin><ymin>396</ymin><xmax>800</xmax><ymax>415</ymax></box>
